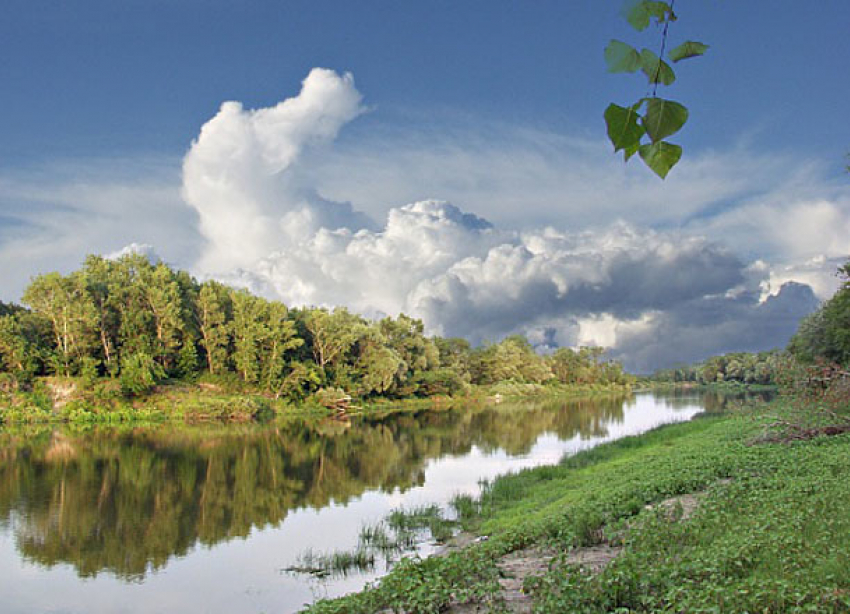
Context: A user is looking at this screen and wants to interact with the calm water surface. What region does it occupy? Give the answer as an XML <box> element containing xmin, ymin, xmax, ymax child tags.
<box><xmin>0</xmin><ymin>391</ymin><xmax>746</xmax><ymax>613</ymax></box>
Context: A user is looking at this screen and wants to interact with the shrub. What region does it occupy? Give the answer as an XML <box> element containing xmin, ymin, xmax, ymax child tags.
<box><xmin>119</xmin><ymin>353</ymin><xmax>165</xmax><ymax>397</ymax></box>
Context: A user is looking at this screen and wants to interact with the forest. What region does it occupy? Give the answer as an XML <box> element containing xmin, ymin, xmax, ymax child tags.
<box><xmin>0</xmin><ymin>254</ymin><xmax>632</xmax><ymax>414</ymax></box>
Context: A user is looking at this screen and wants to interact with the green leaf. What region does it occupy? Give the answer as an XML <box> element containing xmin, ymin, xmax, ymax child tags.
<box><xmin>669</xmin><ymin>41</ymin><xmax>710</xmax><ymax>62</ymax></box>
<box><xmin>644</xmin><ymin>1</ymin><xmax>672</xmax><ymax>21</ymax></box>
<box><xmin>639</xmin><ymin>141</ymin><xmax>682</xmax><ymax>179</ymax></box>
<box><xmin>623</xmin><ymin>1</ymin><xmax>672</xmax><ymax>31</ymax></box>
<box><xmin>639</xmin><ymin>49</ymin><xmax>676</xmax><ymax>85</ymax></box>
<box><xmin>605</xmin><ymin>103</ymin><xmax>646</xmax><ymax>159</ymax></box>
<box><xmin>641</xmin><ymin>98</ymin><xmax>688</xmax><ymax>142</ymax></box>
<box><xmin>604</xmin><ymin>40</ymin><xmax>640</xmax><ymax>73</ymax></box>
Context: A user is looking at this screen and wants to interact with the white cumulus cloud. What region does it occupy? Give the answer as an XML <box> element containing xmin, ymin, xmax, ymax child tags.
<box><xmin>182</xmin><ymin>68</ymin><xmax>372</xmax><ymax>274</ymax></box>
<box><xmin>3</xmin><ymin>68</ymin><xmax>844</xmax><ymax>371</ymax></box>
<box><xmin>173</xmin><ymin>68</ymin><xmax>835</xmax><ymax>371</ymax></box>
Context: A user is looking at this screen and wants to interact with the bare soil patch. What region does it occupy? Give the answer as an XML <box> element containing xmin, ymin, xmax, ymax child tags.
<box><xmin>443</xmin><ymin>482</ymin><xmax>730</xmax><ymax>613</ymax></box>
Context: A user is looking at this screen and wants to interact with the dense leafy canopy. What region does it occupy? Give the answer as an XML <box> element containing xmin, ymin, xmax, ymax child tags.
<box><xmin>652</xmin><ymin>350</ymin><xmax>785</xmax><ymax>386</ymax></box>
<box><xmin>0</xmin><ymin>256</ymin><xmax>631</xmax><ymax>406</ymax></box>
<box><xmin>788</xmin><ymin>263</ymin><xmax>850</xmax><ymax>365</ymax></box>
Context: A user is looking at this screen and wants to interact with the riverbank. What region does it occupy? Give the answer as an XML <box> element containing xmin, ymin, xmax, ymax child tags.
<box><xmin>0</xmin><ymin>376</ymin><xmax>633</xmax><ymax>425</ymax></box>
<box><xmin>303</xmin><ymin>396</ymin><xmax>850</xmax><ymax>613</ymax></box>
<box><xmin>641</xmin><ymin>380</ymin><xmax>778</xmax><ymax>394</ymax></box>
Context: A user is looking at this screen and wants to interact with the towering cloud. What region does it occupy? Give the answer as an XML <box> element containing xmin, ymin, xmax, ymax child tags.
<box><xmin>183</xmin><ymin>68</ymin><xmax>371</xmax><ymax>273</ymax></box>
<box><xmin>176</xmin><ymin>68</ymin><xmax>830</xmax><ymax>371</ymax></box>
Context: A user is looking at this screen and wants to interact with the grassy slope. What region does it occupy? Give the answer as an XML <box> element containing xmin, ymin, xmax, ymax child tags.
<box><xmin>304</xmin><ymin>400</ymin><xmax>850</xmax><ymax>613</ymax></box>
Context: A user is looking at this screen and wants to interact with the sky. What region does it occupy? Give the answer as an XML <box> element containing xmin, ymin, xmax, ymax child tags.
<box><xmin>2</xmin><ymin>0</ymin><xmax>849</xmax><ymax>372</ymax></box>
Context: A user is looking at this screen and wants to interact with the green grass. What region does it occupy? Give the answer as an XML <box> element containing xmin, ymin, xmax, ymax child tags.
<box><xmin>302</xmin><ymin>398</ymin><xmax>850</xmax><ymax>613</ymax></box>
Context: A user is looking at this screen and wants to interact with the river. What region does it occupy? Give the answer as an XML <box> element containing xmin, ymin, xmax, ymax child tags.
<box><xmin>0</xmin><ymin>390</ymin><xmax>751</xmax><ymax>613</ymax></box>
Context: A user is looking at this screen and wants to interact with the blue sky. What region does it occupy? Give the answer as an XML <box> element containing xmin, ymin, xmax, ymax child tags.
<box><xmin>2</xmin><ymin>0</ymin><xmax>849</xmax><ymax>370</ymax></box>
<box><xmin>4</xmin><ymin>0</ymin><xmax>849</xmax><ymax>164</ymax></box>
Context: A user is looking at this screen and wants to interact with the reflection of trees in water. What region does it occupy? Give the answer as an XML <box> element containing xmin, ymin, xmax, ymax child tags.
<box><xmin>0</xmin><ymin>396</ymin><xmax>627</xmax><ymax>580</ymax></box>
<box><xmin>650</xmin><ymin>389</ymin><xmax>775</xmax><ymax>413</ymax></box>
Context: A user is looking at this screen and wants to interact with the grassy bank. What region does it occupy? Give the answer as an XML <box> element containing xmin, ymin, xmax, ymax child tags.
<box><xmin>0</xmin><ymin>376</ymin><xmax>633</xmax><ymax>425</ymax></box>
<box><xmin>303</xmin><ymin>397</ymin><xmax>850</xmax><ymax>613</ymax></box>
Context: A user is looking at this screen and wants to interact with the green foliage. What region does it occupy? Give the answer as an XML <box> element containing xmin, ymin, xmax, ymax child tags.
<box><xmin>605</xmin><ymin>1</ymin><xmax>708</xmax><ymax>178</ymax></box>
<box><xmin>525</xmin><ymin>418</ymin><xmax>850</xmax><ymax>613</ymax></box>
<box><xmin>313</xmin><ymin>401</ymin><xmax>850</xmax><ymax>613</ymax></box>
<box><xmin>195</xmin><ymin>280</ymin><xmax>231</xmax><ymax>375</ymax></box>
<box><xmin>622</xmin><ymin>0</ymin><xmax>674</xmax><ymax>32</ymax></box>
<box><xmin>0</xmin><ymin>311</ymin><xmax>51</xmax><ymax>384</ymax></box>
<box><xmin>653</xmin><ymin>350</ymin><xmax>785</xmax><ymax>386</ymax></box>
<box><xmin>472</xmin><ymin>335</ymin><xmax>553</xmax><ymax>385</ymax></box>
<box><xmin>604</xmin><ymin>103</ymin><xmax>645</xmax><ymax>160</ymax></box>
<box><xmin>789</xmin><ymin>262</ymin><xmax>850</xmax><ymax>365</ymax></box>
<box><xmin>642</xmin><ymin>97</ymin><xmax>688</xmax><ymax>142</ymax></box>
<box><xmin>23</xmin><ymin>271</ymin><xmax>100</xmax><ymax>376</ymax></box>
<box><xmin>3</xmin><ymin>257</ymin><xmax>634</xmax><ymax>420</ymax></box>
<box><xmin>119</xmin><ymin>352</ymin><xmax>164</xmax><ymax>397</ymax></box>
<box><xmin>669</xmin><ymin>40</ymin><xmax>710</xmax><ymax>62</ymax></box>
<box><xmin>604</xmin><ymin>40</ymin><xmax>641</xmax><ymax>73</ymax></box>
<box><xmin>638</xmin><ymin>140</ymin><xmax>683</xmax><ymax>179</ymax></box>
<box><xmin>78</xmin><ymin>356</ymin><xmax>100</xmax><ymax>387</ymax></box>
<box><xmin>638</xmin><ymin>48</ymin><xmax>675</xmax><ymax>85</ymax></box>
<box><xmin>176</xmin><ymin>342</ymin><xmax>199</xmax><ymax>379</ymax></box>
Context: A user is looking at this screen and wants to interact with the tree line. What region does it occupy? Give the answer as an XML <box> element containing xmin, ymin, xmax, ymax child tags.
<box><xmin>653</xmin><ymin>261</ymin><xmax>850</xmax><ymax>385</ymax></box>
<box><xmin>0</xmin><ymin>255</ymin><xmax>631</xmax><ymax>400</ymax></box>
<box><xmin>651</xmin><ymin>350</ymin><xmax>785</xmax><ymax>386</ymax></box>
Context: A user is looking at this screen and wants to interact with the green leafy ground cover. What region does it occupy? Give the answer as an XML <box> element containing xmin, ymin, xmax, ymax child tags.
<box><xmin>303</xmin><ymin>399</ymin><xmax>850</xmax><ymax>613</ymax></box>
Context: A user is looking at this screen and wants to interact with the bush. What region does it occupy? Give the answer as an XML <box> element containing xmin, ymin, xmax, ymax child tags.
<box><xmin>119</xmin><ymin>353</ymin><xmax>165</xmax><ymax>397</ymax></box>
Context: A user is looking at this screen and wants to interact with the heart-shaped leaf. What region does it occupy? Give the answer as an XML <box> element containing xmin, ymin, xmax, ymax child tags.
<box><xmin>639</xmin><ymin>49</ymin><xmax>676</xmax><ymax>86</ymax></box>
<box><xmin>639</xmin><ymin>141</ymin><xmax>682</xmax><ymax>179</ymax></box>
<box><xmin>605</xmin><ymin>103</ymin><xmax>645</xmax><ymax>160</ymax></box>
<box><xmin>605</xmin><ymin>40</ymin><xmax>640</xmax><ymax>73</ymax></box>
<box><xmin>623</xmin><ymin>1</ymin><xmax>673</xmax><ymax>31</ymax></box>
<box><xmin>641</xmin><ymin>98</ymin><xmax>688</xmax><ymax>143</ymax></box>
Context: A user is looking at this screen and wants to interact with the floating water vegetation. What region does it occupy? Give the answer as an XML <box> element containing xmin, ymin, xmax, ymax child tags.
<box><xmin>449</xmin><ymin>493</ymin><xmax>480</xmax><ymax>527</ymax></box>
<box><xmin>287</xmin><ymin>502</ymin><xmax>469</xmax><ymax>578</ymax></box>
<box><xmin>284</xmin><ymin>548</ymin><xmax>376</xmax><ymax>578</ymax></box>
<box><xmin>386</xmin><ymin>504</ymin><xmax>455</xmax><ymax>543</ymax></box>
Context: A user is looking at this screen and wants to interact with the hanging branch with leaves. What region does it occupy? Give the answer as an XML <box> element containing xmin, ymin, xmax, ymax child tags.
<box><xmin>604</xmin><ymin>0</ymin><xmax>708</xmax><ymax>179</ymax></box>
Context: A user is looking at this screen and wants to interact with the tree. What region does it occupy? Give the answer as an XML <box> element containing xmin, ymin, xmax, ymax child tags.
<box><xmin>473</xmin><ymin>336</ymin><xmax>553</xmax><ymax>385</ymax></box>
<box><xmin>303</xmin><ymin>308</ymin><xmax>365</xmax><ymax>375</ymax></box>
<box><xmin>377</xmin><ymin>314</ymin><xmax>440</xmax><ymax>396</ymax></box>
<box><xmin>22</xmin><ymin>271</ymin><xmax>99</xmax><ymax>376</ymax></box>
<box><xmin>0</xmin><ymin>312</ymin><xmax>51</xmax><ymax>382</ymax></box>
<box><xmin>81</xmin><ymin>255</ymin><xmax>121</xmax><ymax>375</ymax></box>
<box><xmin>139</xmin><ymin>262</ymin><xmax>185</xmax><ymax>370</ymax></box>
<box><xmin>107</xmin><ymin>254</ymin><xmax>156</xmax><ymax>361</ymax></box>
<box><xmin>259</xmin><ymin>300</ymin><xmax>302</xmax><ymax>394</ymax></box>
<box><xmin>789</xmin><ymin>262</ymin><xmax>850</xmax><ymax>365</ymax></box>
<box><xmin>229</xmin><ymin>289</ymin><xmax>269</xmax><ymax>383</ymax></box>
<box><xmin>196</xmin><ymin>281</ymin><xmax>231</xmax><ymax>375</ymax></box>
<box><xmin>354</xmin><ymin>331</ymin><xmax>404</xmax><ymax>396</ymax></box>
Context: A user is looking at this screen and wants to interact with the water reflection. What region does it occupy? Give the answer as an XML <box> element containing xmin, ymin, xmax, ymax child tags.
<box><xmin>0</xmin><ymin>395</ymin><xmax>628</xmax><ymax>580</ymax></box>
<box><xmin>0</xmin><ymin>391</ymin><xmax>762</xmax><ymax>614</ymax></box>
